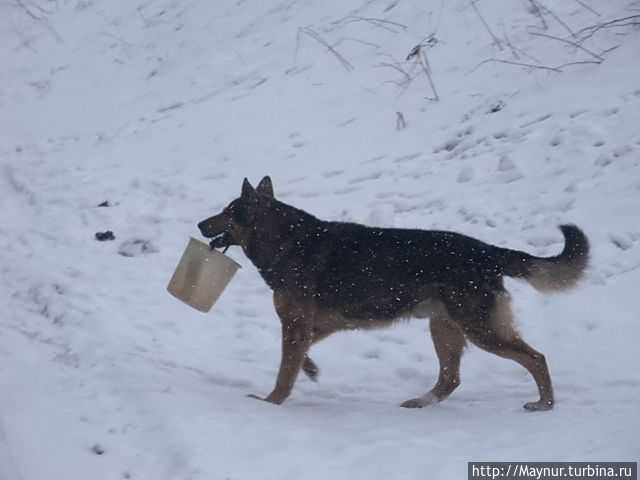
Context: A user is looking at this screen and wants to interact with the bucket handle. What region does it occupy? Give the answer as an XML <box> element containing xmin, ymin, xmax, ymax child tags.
<box><xmin>209</xmin><ymin>241</ymin><xmax>230</xmax><ymax>254</ymax></box>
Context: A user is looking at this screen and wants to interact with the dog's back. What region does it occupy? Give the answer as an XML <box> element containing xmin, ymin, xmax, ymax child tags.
<box><xmin>258</xmin><ymin>207</ymin><xmax>588</xmax><ymax>324</ymax></box>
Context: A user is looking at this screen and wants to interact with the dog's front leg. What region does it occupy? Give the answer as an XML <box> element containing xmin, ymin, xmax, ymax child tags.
<box><xmin>248</xmin><ymin>292</ymin><xmax>314</xmax><ymax>405</ymax></box>
<box><xmin>248</xmin><ymin>321</ymin><xmax>311</xmax><ymax>405</ymax></box>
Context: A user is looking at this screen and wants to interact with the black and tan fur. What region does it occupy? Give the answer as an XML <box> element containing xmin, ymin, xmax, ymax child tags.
<box><xmin>198</xmin><ymin>177</ymin><xmax>589</xmax><ymax>411</ymax></box>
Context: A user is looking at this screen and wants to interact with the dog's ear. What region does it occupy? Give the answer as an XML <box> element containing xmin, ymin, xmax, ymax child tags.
<box><xmin>256</xmin><ymin>176</ymin><xmax>274</xmax><ymax>197</ymax></box>
<box><xmin>241</xmin><ymin>178</ymin><xmax>257</xmax><ymax>200</ymax></box>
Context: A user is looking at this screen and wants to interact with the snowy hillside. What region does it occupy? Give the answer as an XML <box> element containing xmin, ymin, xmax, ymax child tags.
<box><xmin>1</xmin><ymin>0</ymin><xmax>639</xmax><ymax>479</ymax></box>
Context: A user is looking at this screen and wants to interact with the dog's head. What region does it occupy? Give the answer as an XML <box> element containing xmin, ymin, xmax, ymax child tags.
<box><xmin>198</xmin><ymin>176</ymin><xmax>275</xmax><ymax>250</ymax></box>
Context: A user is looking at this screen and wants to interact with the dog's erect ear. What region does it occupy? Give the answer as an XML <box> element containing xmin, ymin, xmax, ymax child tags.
<box><xmin>256</xmin><ymin>176</ymin><xmax>274</xmax><ymax>197</ymax></box>
<box><xmin>241</xmin><ymin>178</ymin><xmax>257</xmax><ymax>199</ymax></box>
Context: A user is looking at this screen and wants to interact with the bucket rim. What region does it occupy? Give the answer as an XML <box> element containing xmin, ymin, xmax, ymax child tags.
<box><xmin>187</xmin><ymin>236</ymin><xmax>242</xmax><ymax>270</ymax></box>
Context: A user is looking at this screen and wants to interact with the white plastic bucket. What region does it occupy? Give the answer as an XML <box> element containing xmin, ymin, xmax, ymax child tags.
<box><xmin>167</xmin><ymin>237</ymin><xmax>241</xmax><ymax>312</ymax></box>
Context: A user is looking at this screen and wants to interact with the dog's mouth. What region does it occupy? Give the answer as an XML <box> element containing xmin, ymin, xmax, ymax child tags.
<box><xmin>208</xmin><ymin>231</ymin><xmax>234</xmax><ymax>250</ymax></box>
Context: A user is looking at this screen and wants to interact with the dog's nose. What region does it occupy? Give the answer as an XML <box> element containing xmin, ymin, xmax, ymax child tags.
<box><xmin>197</xmin><ymin>220</ymin><xmax>210</xmax><ymax>235</ymax></box>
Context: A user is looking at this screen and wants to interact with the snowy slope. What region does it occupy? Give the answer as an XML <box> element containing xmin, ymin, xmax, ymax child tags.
<box><xmin>1</xmin><ymin>0</ymin><xmax>639</xmax><ymax>479</ymax></box>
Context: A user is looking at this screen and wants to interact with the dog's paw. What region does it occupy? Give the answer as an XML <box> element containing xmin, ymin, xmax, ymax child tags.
<box><xmin>247</xmin><ymin>393</ymin><xmax>285</xmax><ymax>405</ymax></box>
<box><xmin>400</xmin><ymin>398</ymin><xmax>425</xmax><ymax>409</ymax></box>
<box><xmin>400</xmin><ymin>393</ymin><xmax>436</xmax><ymax>408</ymax></box>
<box><xmin>523</xmin><ymin>400</ymin><xmax>554</xmax><ymax>412</ymax></box>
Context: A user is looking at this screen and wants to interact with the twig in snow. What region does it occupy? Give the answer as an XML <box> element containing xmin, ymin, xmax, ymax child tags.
<box><xmin>338</xmin><ymin>16</ymin><xmax>408</xmax><ymax>34</ymax></box>
<box><xmin>530</xmin><ymin>31</ymin><xmax>603</xmax><ymax>62</ymax></box>
<box><xmin>376</xmin><ymin>58</ymin><xmax>419</xmax><ymax>98</ymax></box>
<box><xmin>510</xmin><ymin>43</ymin><xmax>542</xmax><ymax>65</ymax></box>
<box><xmin>470</xmin><ymin>0</ymin><xmax>504</xmax><ymax>50</ymax></box>
<box><xmin>15</xmin><ymin>0</ymin><xmax>44</xmax><ymax>19</ymax></box>
<box><xmin>15</xmin><ymin>0</ymin><xmax>62</xmax><ymax>43</ymax></box>
<box><xmin>101</xmin><ymin>32</ymin><xmax>133</xmax><ymax>48</ymax></box>
<box><xmin>8</xmin><ymin>19</ymin><xmax>38</xmax><ymax>53</ymax></box>
<box><xmin>296</xmin><ymin>27</ymin><xmax>354</xmax><ymax>72</ymax></box>
<box><xmin>377</xmin><ymin>59</ymin><xmax>413</xmax><ymax>84</ymax></box>
<box><xmin>536</xmin><ymin>0</ymin><xmax>576</xmax><ymax>36</ymax></box>
<box><xmin>470</xmin><ymin>58</ymin><xmax>561</xmax><ymax>73</ymax></box>
<box><xmin>554</xmin><ymin>60</ymin><xmax>602</xmax><ymax>69</ymax></box>
<box><xmin>339</xmin><ymin>36</ymin><xmax>381</xmax><ymax>50</ymax></box>
<box><xmin>575</xmin><ymin>15</ymin><xmax>640</xmax><ymax>44</ymax></box>
<box><xmin>527</xmin><ymin>0</ymin><xmax>548</xmax><ymax>30</ymax></box>
<box><xmin>572</xmin><ymin>0</ymin><xmax>601</xmax><ymax>17</ymax></box>
<box><xmin>406</xmin><ymin>34</ymin><xmax>440</xmax><ymax>60</ymax></box>
<box><xmin>501</xmin><ymin>23</ymin><xmax>520</xmax><ymax>59</ymax></box>
<box><xmin>498</xmin><ymin>16</ymin><xmax>541</xmax><ymax>64</ymax></box>
<box><xmin>136</xmin><ymin>6</ymin><xmax>166</xmax><ymax>28</ymax></box>
<box><xmin>387</xmin><ymin>42</ymin><xmax>440</xmax><ymax>101</ymax></box>
<box><xmin>419</xmin><ymin>50</ymin><xmax>439</xmax><ymax>101</ymax></box>
<box><xmin>22</xmin><ymin>0</ymin><xmax>54</xmax><ymax>16</ymax></box>
<box><xmin>599</xmin><ymin>44</ymin><xmax>622</xmax><ymax>56</ymax></box>
<box><xmin>471</xmin><ymin>56</ymin><xmax>608</xmax><ymax>74</ymax></box>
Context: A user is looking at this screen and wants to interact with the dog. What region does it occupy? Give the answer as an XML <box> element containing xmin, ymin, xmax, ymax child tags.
<box><xmin>198</xmin><ymin>176</ymin><xmax>589</xmax><ymax>411</ymax></box>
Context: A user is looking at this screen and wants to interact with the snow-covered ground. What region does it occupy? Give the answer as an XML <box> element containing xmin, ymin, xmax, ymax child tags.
<box><xmin>2</xmin><ymin>1</ymin><xmax>639</xmax><ymax>478</ymax></box>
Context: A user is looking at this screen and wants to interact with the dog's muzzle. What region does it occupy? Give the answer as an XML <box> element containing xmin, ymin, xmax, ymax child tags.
<box><xmin>198</xmin><ymin>219</ymin><xmax>234</xmax><ymax>250</ymax></box>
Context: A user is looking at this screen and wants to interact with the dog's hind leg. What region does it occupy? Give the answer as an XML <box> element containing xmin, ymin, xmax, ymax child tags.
<box><xmin>401</xmin><ymin>316</ymin><xmax>466</xmax><ymax>408</ymax></box>
<box><xmin>471</xmin><ymin>330</ymin><xmax>554</xmax><ymax>411</ymax></box>
<box><xmin>469</xmin><ymin>330</ymin><xmax>554</xmax><ymax>411</ymax></box>
<box><xmin>302</xmin><ymin>356</ymin><xmax>319</xmax><ymax>382</ymax></box>
<box><xmin>452</xmin><ymin>290</ymin><xmax>554</xmax><ymax>411</ymax></box>
<box><xmin>301</xmin><ymin>327</ymin><xmax>340</xmax><ymax>383</ymax></box>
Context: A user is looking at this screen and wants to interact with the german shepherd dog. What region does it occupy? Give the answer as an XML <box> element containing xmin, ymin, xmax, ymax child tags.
<box><xmin>198</xmin><ymin>176</ymin><xmax>589</xmax><ymax>411</ymax></box>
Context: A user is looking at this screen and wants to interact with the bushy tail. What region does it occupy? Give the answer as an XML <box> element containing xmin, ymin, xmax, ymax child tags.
<box><xmin>504</xmin><ymin>225</ymin><xmax>590</xmax><ymax>292</ymax></box>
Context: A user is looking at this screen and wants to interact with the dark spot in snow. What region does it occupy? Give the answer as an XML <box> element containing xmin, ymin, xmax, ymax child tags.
<box><xmin>488</xmin><ymin>101</ymin><xmax>505</xmax><ymax>113</ymax></box>
<box><xmin>91</xmin><ymin>444</ymin><xmax>105</xmax><ymax>455</ymax></box>
<box><xmin>95</xmin><ymin>231</ymin><xmax>115</xmax><ymax>241</ymax></box>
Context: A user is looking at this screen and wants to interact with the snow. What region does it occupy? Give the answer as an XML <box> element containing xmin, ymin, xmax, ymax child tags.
<box><xmin>1</xmin><ymin>0</ymin><xmax>639</xmax><ymax>478</ymax></box>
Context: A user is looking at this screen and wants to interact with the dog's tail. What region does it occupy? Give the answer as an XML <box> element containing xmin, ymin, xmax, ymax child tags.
<box><xmin>502</xmin><ymin>225</ymin><xmax>589</xmax><ymax>293</ymax></box>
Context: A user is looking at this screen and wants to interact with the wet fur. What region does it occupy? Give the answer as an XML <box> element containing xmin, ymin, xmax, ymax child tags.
<box><xmin>198</xmin><ymin>177</ymin><xmax>589</xmax><ymax>411</ymax></box>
